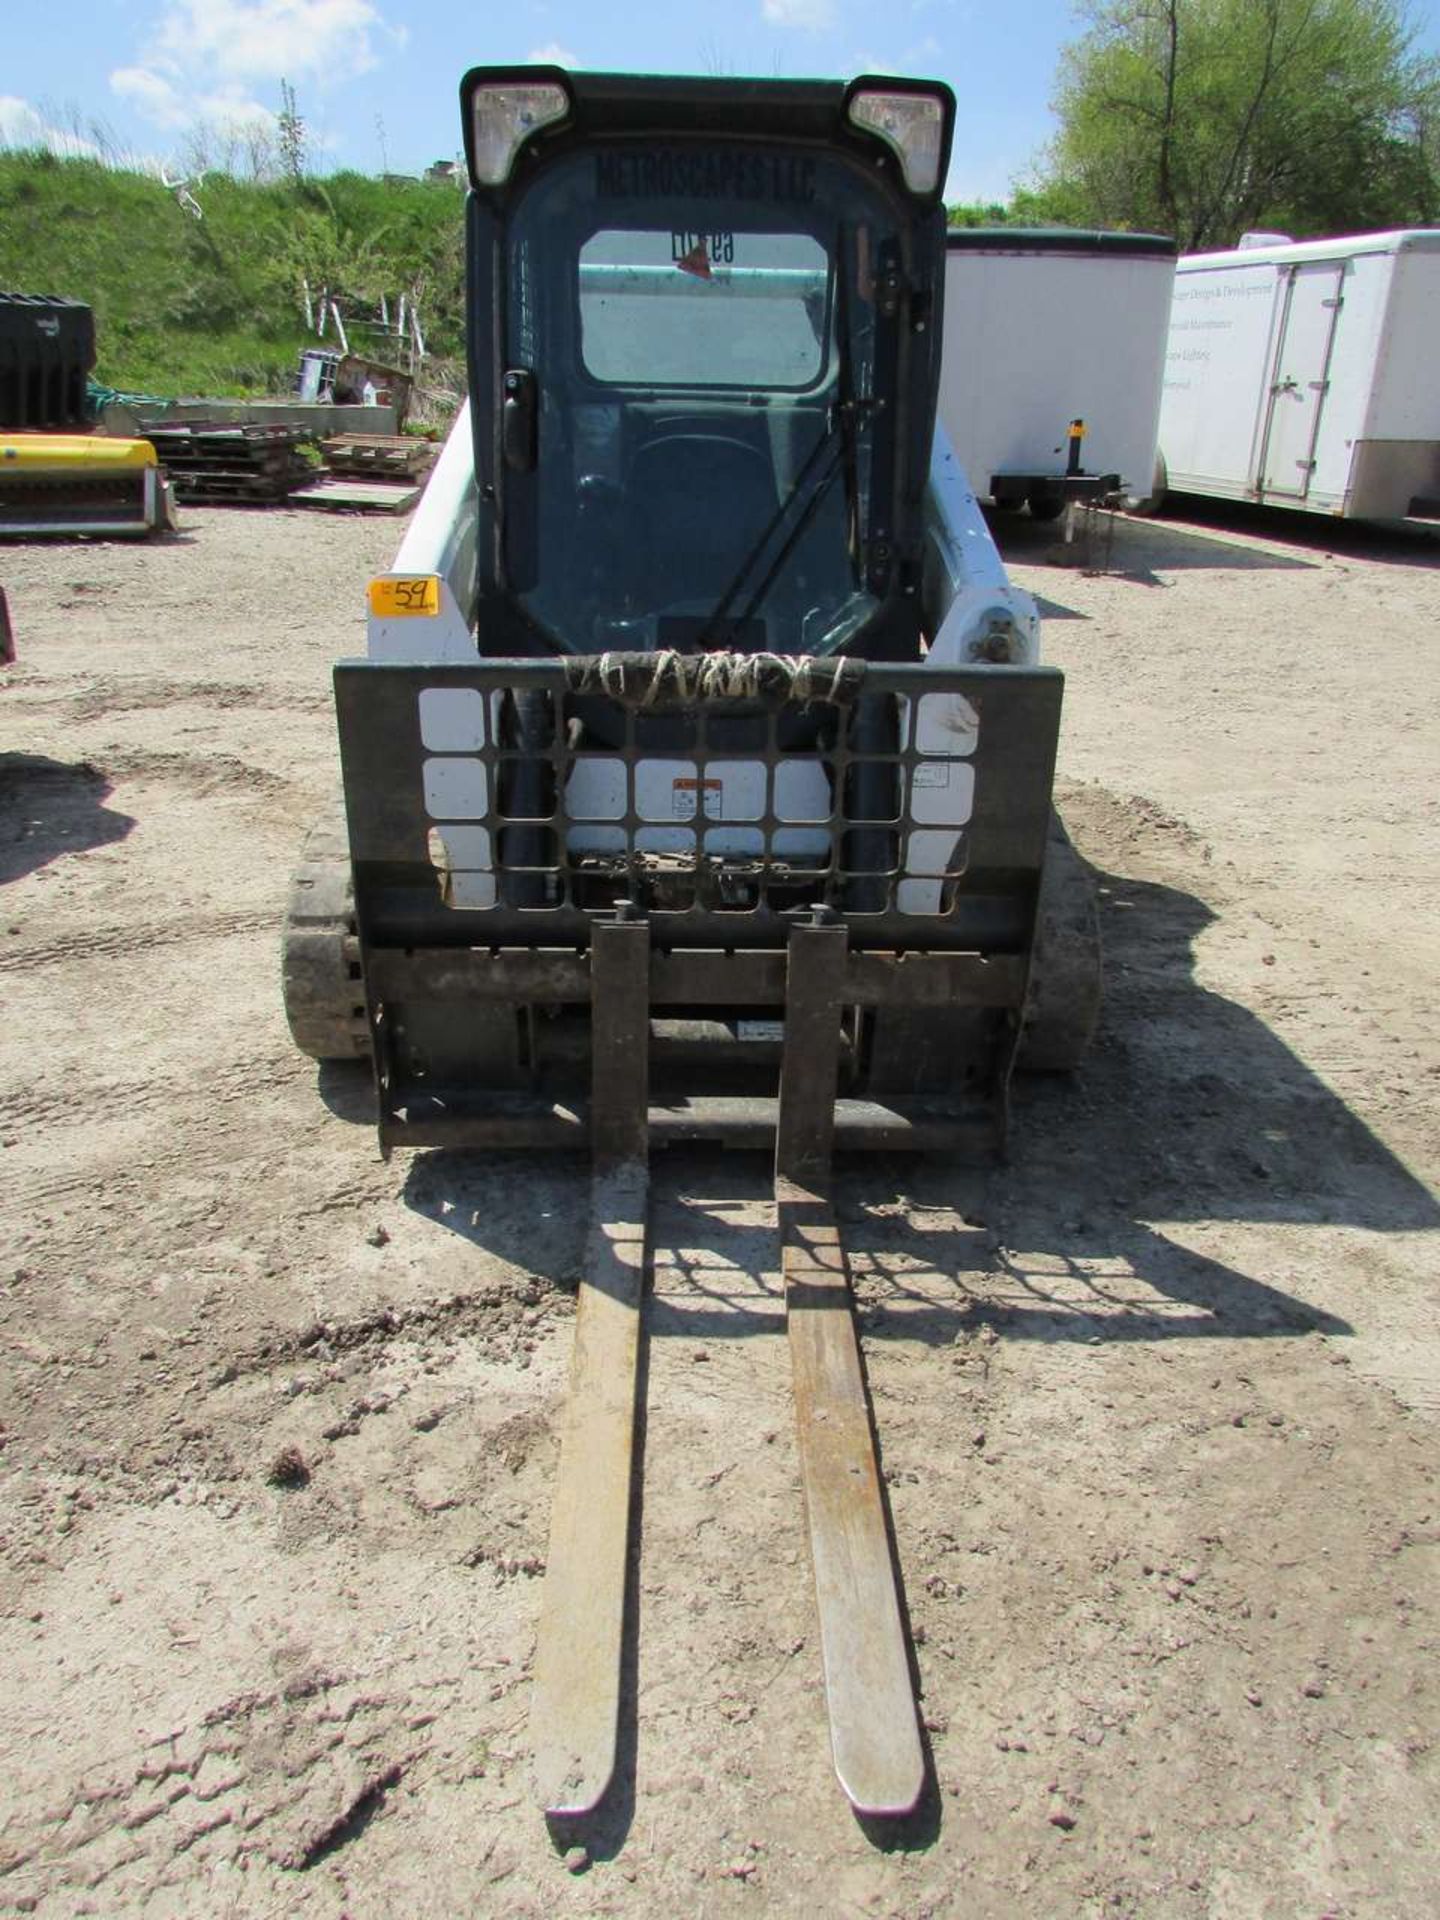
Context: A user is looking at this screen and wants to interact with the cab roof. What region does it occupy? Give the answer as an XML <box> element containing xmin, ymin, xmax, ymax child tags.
<box><xmin>459</xmin><ymin>66</ymin><xmax>955</xmax><ymax>204</ymax></box>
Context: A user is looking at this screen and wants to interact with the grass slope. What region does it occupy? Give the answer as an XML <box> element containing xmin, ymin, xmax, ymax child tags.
<box><xmin>0</xmin><ymin>154</ymin><xmax>467</xmax><ymax>399</ymax></box>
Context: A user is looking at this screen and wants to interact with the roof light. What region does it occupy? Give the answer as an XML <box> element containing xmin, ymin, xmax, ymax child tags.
<box><xmin>471</xmin><ymin>80</ymin><xmax>569</xmax><ymax>186</ymax></box>
<box><xmin>847</xmin><ymin>88</ymin><xmax>947</xmax><ymax>195</ymax></box>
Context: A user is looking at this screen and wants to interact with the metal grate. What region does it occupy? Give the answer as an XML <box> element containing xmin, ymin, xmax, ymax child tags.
<box><xmin>336</xmin><ymin>656</ymin><xmax>1062</xmax><ymax>952</ymax></box>
<box><xmin>415</xmin><ymin>675</ymin><xmax>978</xmax><ymax>920</ymax></box>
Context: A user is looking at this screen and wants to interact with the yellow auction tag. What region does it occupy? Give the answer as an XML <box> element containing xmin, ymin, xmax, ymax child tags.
<box><xmin>369</xmin><ymin>575</ymin><xmax>440</xmax><ymax>617</ymax></box>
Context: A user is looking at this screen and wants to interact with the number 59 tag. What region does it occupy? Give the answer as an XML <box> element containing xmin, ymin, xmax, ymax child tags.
<box><xmin>369</xmin><ymin>575</ymin><xmax>440</xmax><ymax>617</ymax></box>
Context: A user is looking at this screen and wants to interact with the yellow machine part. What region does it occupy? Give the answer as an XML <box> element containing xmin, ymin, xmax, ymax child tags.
<box><xmin>0</xmin><ymin>432</ymin><xmax>174</xmax><ymax>537</ymax></box>
<box><xmin>0</xmin><ymin>433</ymin><xmax>159</xmax><ymax>472</ymax></box>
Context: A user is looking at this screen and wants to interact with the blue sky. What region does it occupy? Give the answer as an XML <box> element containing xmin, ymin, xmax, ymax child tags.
<box><xmin>4</xmin><ymin>0</ymin><xmax>1440</xmax><ymax>202</ymax></box>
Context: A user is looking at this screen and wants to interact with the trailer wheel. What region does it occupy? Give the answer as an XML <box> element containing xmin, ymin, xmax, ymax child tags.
<box><xmin>1126</xmin><ymin>451</ymin><xmax>1168</xmax><ymax>517</ymax></box>
<box><xmin>1026</xmin><ymin>488</ymin><xmax>1066</xmax><ymax>523</ymax></box>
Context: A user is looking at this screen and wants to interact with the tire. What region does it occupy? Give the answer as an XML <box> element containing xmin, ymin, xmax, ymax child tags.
<box><xmin>1027</xmin><ymin>489</ymin><xmax>1066</xmax><ymax>523</ymax></box>
<box><xmin>281</xmin><ymin>808</ymin><xmax>369</xmax><ymax>1062</ymax></box>
<box><xmin>1126</xmin><ymin>450</ymin><xmax>1168</xmax><ymax>518</ymax></box>
<box><xmin>1017</xmin><ymin>812</ymin><xmax>1102</xmax><ymax>1072</ymax></box>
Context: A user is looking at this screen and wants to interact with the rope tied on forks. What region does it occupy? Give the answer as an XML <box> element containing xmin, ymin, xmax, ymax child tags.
<box><xmin>567</xmin><ymin>649</ymin><xmax>865</xmax><ymax>709</ymax></box>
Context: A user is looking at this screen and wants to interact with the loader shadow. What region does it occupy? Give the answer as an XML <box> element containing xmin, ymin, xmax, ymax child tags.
<box><xmin>401</xmin><ymin>1147</ymin><xmax>592</xmax><ymax>1284</ymax></box>
<box><xmin>1047</xmin><ymin>853</ymin><xmax>1439</xmax><ymax>1240</ymax></box>
<box><xmin>1028</xmin><ymin>592</ymin><xmax>1089</xmax><ymax>622</ymax></box>
<box><xmin>0</xmin><ymin>753</ymin><xmax>135</xmax><ymax>884</ymax></box>
<box><xmin>826</xmin><ymin>843</ymin><xmax>1435</xmax><ymax>1344</ymax></box>
<box><xmin>394</xmin><ymin>824</ymin><xmax>1436</xmax><ymax>1336</ymax></box>
<box><xmin>316</xmin><ymin>1057</ymin><xmax>376</xmax><ymax>1124</ymax></box>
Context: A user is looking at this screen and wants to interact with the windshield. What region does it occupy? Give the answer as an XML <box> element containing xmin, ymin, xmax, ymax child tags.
<box><xmin>579</xmin><ymin>227</ymin><xmax>829</xmax><ymax>388</ymax></box>
<box><xmin>504</xmin><ymin>143</ymin><xmax>899</xmax><ymax>657</ymax></box>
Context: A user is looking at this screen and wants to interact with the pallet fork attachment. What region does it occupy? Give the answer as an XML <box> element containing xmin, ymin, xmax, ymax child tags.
<box><xmin>531</xmin><ymin>910</ymin><xmax>924</xmax><ymax>1818</ymax></box>
<box><xmin>330</xmin><ymin>653</ymin><xmax>1067</xmax><ymax>1813</ymax></box>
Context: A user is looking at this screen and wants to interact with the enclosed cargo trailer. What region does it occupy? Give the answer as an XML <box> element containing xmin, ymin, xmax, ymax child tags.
<box><xmin>938</xmin><ymin>229</ymin><xmax>1176</xmax><ymax>517</ymax></box>
<box><xmin>1154</xmin><ymin>229</ymin><xmax>1440</xmax><ymax>519</ymax></box>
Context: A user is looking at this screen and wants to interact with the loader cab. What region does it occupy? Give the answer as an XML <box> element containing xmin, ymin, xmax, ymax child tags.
<box><xmin>461</xmin><ymin>68</ymin><xmax>954</xmax><ymax>662</ymax></box>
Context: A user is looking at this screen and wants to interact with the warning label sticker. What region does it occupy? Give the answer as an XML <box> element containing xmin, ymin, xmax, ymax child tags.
<box><xmin>671</xmin><ymin>776</ymin><xmax>722</xmax><ymax>821</ymax></box>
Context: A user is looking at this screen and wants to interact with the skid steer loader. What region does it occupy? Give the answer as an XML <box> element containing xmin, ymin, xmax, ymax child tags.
<box><xmin>283</xmin><ymin>67</ymin><xmax>1100</xmax><ymax>1820</ymax></box>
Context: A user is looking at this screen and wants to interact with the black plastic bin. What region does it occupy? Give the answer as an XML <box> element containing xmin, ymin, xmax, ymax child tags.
<box><xmin>0</xmin><ymin>293</ymin><xmax>96</xmax><ymax>430</ymax></box>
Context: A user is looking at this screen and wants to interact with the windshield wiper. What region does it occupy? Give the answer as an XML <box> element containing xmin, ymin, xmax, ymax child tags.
<box><xmin>695</xmin><ymin>404</ymin><xmax>862</xmax><ymax>651</ymax></box>
<box><xmin>696</xmin><ymin>223</ymin><xmax>873</xmax><ymax>653</ymax></box>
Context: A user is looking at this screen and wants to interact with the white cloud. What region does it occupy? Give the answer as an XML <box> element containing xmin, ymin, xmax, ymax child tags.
<box><xmin>762</xmin><ymin>0</ymin><xmax>836</xmax><ymax>27</ymax></box>
<box><xmin>110</xmin><ymin>67</ymin><xmax>184</xmax><ymax>126</ymax></box>
<box><xmin>111</xmin><ymin>65</ymin><xmax>275</xmax><ymax>136</ymax></box>
<box><xmin>526</xmin><ymin>42</ymin><xmax>578</xmax><ymax>67</ymax></box>
<box><xmin>110</xmin><ymin>67</ymin><xmax>195</xmax><ymax>131</ymax></box>
<box><xmin>851</xmin><ymin>35</ymin><xmax>943</xmax><ymax>75</ymax></box>
<box><xmin>153</xmin><ymin>0</ymin><xmax>386</xmax><ymax>86</ymax></box>
<box><xmin>0</xmin><ymin>95</ymin><xmax>104</xmax><ymax>158</ymax></box>
<box><xmin>109</xmin><ymin>1</ymin><xmax>398</xmax><ymax>145</ymax></box>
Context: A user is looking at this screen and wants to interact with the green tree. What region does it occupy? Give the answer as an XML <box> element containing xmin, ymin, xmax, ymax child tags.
<box><xmin>1034</xmin><ymin>0</ymin><xmax>1438</xmax><ymax>248</ymax></box>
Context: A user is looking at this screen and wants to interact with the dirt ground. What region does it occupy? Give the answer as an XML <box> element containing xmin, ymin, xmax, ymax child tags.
<box><xmin>1</xmin><ymin>493</ymin><xmax>1436</xmax><ymax>1919</ymax></box>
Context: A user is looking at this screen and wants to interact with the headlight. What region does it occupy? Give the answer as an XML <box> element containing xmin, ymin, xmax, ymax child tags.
<box><xmin>470</xmin><ymin>80</ymin><xmax>570</xmax><ymax>186</ymax></box>
<box><xmin>847</xmin><ymin>88</ymin><xmax>948</xmax><ymax>195</ymax></box>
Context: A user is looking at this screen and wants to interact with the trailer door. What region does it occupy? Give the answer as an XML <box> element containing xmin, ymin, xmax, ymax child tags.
<box><xmin>1257</xmin><ymin>262</ymin><xmax>1343</xmax><ymax>500</ymax></box>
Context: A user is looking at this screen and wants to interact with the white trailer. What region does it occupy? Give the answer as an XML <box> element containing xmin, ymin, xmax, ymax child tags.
<box><xmin>1155</xmin><ymin>228</ymin><xmax>1440</xmax><ymax>519</ymax></box>
<box><xmin>938</xmin><ymin>229</ymin><xmax>1177</xmax><ymax>517</ymax></box>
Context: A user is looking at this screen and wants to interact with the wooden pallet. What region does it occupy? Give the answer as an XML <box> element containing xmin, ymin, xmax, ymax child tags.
<box><xmin>287</xmin><ymin>476</ymin><xmax>421</xmax><ymax>513</ymax></box>
<box><xmin>145</xmin><ymin>422</ymin><xmax>315</xmax><ymax>504</ymax></box>
<box><xmin>321</xmin><ymin>433</ymin><xmax>433</xmax><ymax>479</ymax></box>
<box><xmin>170</xmin><ymin>464</ymin><xmax>311</xmax><ymax>503</ymax></box>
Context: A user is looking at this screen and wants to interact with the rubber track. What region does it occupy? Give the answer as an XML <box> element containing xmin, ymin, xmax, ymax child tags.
<box><xmin>281</xmin><ymin>812</ymin><xmax>370</xmax><ymax>1061</ymax></box>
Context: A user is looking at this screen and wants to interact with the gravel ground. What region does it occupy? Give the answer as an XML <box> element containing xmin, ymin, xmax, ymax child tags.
<box><xmin>0</xmin><ymin>495</ymin><xmax>1436</xmax><ymax>1918</ymax></box>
